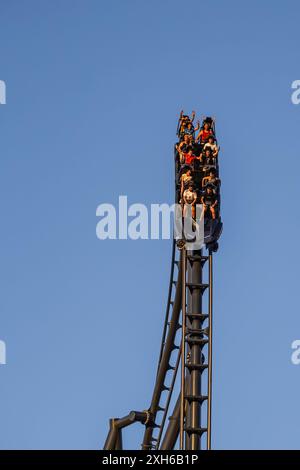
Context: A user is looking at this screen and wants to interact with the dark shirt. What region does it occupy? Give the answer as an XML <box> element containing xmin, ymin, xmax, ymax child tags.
<box><xmin>203</xmin><ymin>193</ymin><xmax>217</xmax><ymax>205</ymax></box>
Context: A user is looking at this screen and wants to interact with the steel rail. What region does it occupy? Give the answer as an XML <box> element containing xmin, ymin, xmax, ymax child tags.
<box><xmin>141</xmin><ymin>253</ymin><xmax>183</xmax><ymax>449</ymax></box>
<box><xmin>160</xmin><ymin>393</ymin><xmax>181</xmax><ymax>450</ymax></box>
<box><xmin>155</xmin><ymin>344</ymin><xmax>181</xmax><ymax>449</ymax></box>
<box><xmin>156</xmin><ymin>239</ymin><xmax>177</xmax><ymax>373</ymax></box>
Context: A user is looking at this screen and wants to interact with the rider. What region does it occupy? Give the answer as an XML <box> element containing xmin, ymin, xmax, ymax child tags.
<box><xmin>202</xmin><ymin>169</ymin><xmax>220</xmax><ymax>191</ymax></box>
<box><xmin>196</xmin><ymin>120</ymin><xmax>214</xmax><ymax>144</ymax></box>
<box><xmin>177</xmin><ymin>134</ymin><xmax>193</xmax><ymax>154</ymax></box>
<box><xmin>180</xmin><ymin>168</ymin><xmax>193</xmax><ymax>198</ymax></box>
<box><xmin>202</xmin><ymin>147</ymin><xmax>216</xmax><ymax>170</ymax></box>
<box><xmin>182</xmin><ymin>121</ymin><xmax>200</xmax><ymax>139</ymax></box>
<box><xmin>185</xmin><ymin>147</ymin><xmax>197</xmax><ymax>165</ymax></box>
<box><xmin>178</xmin><ymin>110</ymin><xmax>195</xmax><ymax>137</ymax></box>
<box><xmin>200</xmin><ymin>185</ymin><xmax>218</xmax><ymax>220</ymax></box>
<box><xmin>183</xmin><ymin>184</ymin><xmax>198</xmax><ymax>219</ymax></box>
<box><xmin>203</xmin><ymin>135</ymin><xmax>218</xmax><ymax>157</ymax></box>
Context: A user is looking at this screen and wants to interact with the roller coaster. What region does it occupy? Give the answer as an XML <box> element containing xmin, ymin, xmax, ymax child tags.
<box><xmin>104</xmin><ymin>111</ymin><xmax>222</xmax><ymax>451</ymax></box>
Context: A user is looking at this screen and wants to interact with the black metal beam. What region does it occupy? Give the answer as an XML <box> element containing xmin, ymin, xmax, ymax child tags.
<box><xmin>104</xmin><ymin>411</ymin><xmax>148</xmax><ymax>450</ymax></box>
<box><xmin>160</xmin><ymin>394</ymin><xmax>180</xmax><ymax>450</ymax></box>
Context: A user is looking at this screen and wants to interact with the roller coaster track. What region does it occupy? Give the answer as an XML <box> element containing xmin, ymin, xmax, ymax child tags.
<box><xmin>104</xmin><ymin>243</ymin><xmax>215</xmax><ymax>450</ymax></box>
<box><xmin>103</xmin><ymin>116</ymin><xmax>220</xmax><ymax>451</ymax></box>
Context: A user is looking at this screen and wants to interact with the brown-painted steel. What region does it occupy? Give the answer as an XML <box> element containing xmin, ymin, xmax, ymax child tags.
<box><xmin>160</xmin><ymin>394</ymin><xmax>181</xmax><ymax>450</ymax></box>
<box><xmin>155</xmin><ymin>344</ymin><xmax>181</xmax><ymax>449</ymax></box>
<box><xmin>104</xmin><ymin>411</ymin><xmax>148</xmax><ymax>450</ymax></box>
<box><xmin>187</xmin><ymin>250</ymin><xmax>203</xmax><ymax>450</ymax></box>
<box><xmin>156</xmin><ymin>239</ymin><xmax>177</xmax><ymax>373</ymax></box>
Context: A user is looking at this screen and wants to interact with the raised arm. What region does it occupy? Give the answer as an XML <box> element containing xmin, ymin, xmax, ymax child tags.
<box><xmin>194</xmin><ymin>121</ymin><xmax>200</xmax><ymax>132</ymax></box>
<box><xmin>195</xmin><ymin>129</ymin><xmax>202</xmax><ymax>142</ymax></box>
<box><xmin>178</xmin><ymin>110</ymin><xmax>184</xmax><ymax>124</ymax></box>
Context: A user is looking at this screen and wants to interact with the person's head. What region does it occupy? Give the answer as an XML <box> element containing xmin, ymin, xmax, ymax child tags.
<box><xmin>188</xmin><ymin>185</ymin><xmax>194</xmax><ymax>191</ymax></box>
<box><xmin>186</xmin><ymin>169</ymin><xmax>191</xmax><ymax>176</ymax></box>
<box><xmin>204</xmin><ymin>122</ymin><xmax>210</xmax><ymax>130</ymax></box>
<box><xmin>187</xmin><ymin>147</ymin><xmax>193</xmax><ymax>154</ymax></box>
<box><xmin>187</xmin><ymin>122</ymin><xmax>193</xmax><ymax>129</ymax></box>
<box><xmin>209</xmin><ymin>170</ymin><xmax>215</xmax><ymax>177</ymax></box>
<box><xmin>205</xmin><ymin>148</ymin><xmax>212</xmax><ymax>156</ymax></box>
<box><xmin>208</xmin><ymin>135</ymin><xmax>215</xmax><ymax>144</ymax></box>
<box><xmin>183</xmin><ymin>134</ymin><xmax>189</xmax><ymax>143</ymax></box>
<box><xmin>206</xmin><ymin>186</ymin><xmax>213</xmax><ymax>194</ymax></box>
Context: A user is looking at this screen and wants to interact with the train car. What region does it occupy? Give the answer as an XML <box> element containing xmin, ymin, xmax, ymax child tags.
<box><xmin>175</xmin><ymin>113</ymin><xmax>223</xmax><ymax>252</ymax></box>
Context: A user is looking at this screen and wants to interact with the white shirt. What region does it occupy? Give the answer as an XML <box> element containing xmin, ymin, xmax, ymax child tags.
<box><xmin>183</xmin><ymin>189</ymin><xmax>197</xmax><ymax>204</ymax></box>
<box><xmin>203</xmin><ymin>142</ymin><xmax>218</xmax><ymax>153</ymax></box>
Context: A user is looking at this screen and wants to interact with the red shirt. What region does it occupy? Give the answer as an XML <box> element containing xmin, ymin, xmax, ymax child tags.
<box><xmin>184</xmin><ymin>153</ymin><xmax>196</xmax><ymax>165</ymax></box>
<box><xmin>199</xmin><ymin>129</ymin><xmax>213</xmax><ymax>142</ymax></box>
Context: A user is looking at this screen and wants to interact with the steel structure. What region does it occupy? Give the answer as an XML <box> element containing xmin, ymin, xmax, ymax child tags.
<box><xmin>103</xmin><ymin>115</ymin><xmax>222</xmax><ymax>450</ymax></box>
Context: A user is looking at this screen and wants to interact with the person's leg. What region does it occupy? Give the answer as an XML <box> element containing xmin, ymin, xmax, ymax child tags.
<box><xmin>200</xmin><ymin>205</ymin><xmax>206</xmax><ymax>221</ymax></box>
<box><xmin>210</xmin><ymin>206</ymin><xmax>216</xmax><ymax>219</ymax></box>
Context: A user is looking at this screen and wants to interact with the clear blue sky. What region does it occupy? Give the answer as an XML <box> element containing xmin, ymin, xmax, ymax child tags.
<box><xmin>0</xmin><ymin>0</ymin><xmax>300</xmax><ymax>450</ymax></box>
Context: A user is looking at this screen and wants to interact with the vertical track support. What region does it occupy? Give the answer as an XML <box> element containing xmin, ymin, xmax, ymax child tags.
<box><xmin>207</xmin><ymin>253</ymin><xmax>213</xmax><ymax>450</ymax></box>
<box><xmin>180</xmin><ymin>247</ymin><xmax>187</xmax><ymax>450</ymax></box>
<box><xmin>189</xmin><ymin>251</ymin><xmax>203</xmax><ymax>450</ymax></box>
